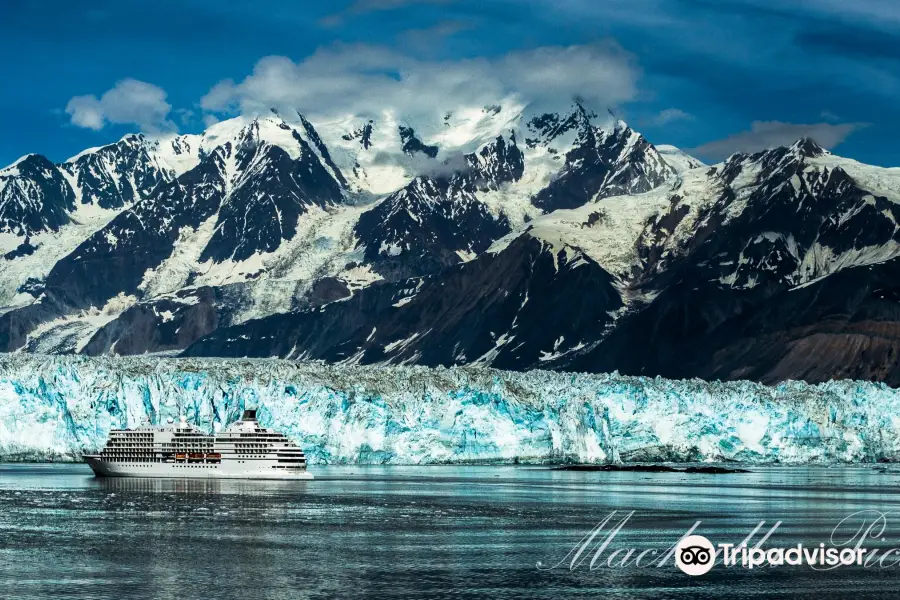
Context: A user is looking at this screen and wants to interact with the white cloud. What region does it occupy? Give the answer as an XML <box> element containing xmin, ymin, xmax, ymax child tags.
<box><xmin>65</xmin><ymin>79</ymin><xmax>176</xmax><ymax>133</ymax></box>
<box><xmin>690</xmin><ymin>120</ymin><xmax>868</xmax><ymax>161</ymax></box>
<box><xmin>65</xmin><ymin>95</ymin><xmax>105</xmax><ymax>130</ymax></box>
<box><xmin>200</xmin><ymin>42</ymin><xmax>638</xmax><ymax>124</ymax></box>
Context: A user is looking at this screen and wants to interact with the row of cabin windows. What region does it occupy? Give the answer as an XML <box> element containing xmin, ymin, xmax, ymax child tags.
<box><xmin>106</xmin><ymin>443</ymin><xmax>214</xmax><ymax>449</ymax></box>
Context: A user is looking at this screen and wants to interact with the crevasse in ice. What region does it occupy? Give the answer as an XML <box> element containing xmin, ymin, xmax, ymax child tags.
<box><xmin>0</xmin><ymin>354</ymin><xmax>897</xmax><ymax>464</ymax></box>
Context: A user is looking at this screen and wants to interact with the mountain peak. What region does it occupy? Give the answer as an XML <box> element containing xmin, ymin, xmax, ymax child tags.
<box><xmin>721</xmin><ymin>136</ymin><xmax>832</xmax><ymax>174</ymax></box>
<box><xmin>572</xmin><ymin>101</ymin><xmax>597</xmax><ymax>121</ymax></box>
<box><xmin>612</xmin><ymin>118</ymin><xmax>631</xmax><ymax>133</ymax></box>
<box><xmin>656</xmin><ymin>144</ymin><xmax>706</xmax><ymax>173</ymax></box>
<box><xmin>4</xmin><ymin>153</ymin><xmax>58</xmax><ymax>178</ymax></box>
<box><xmin>790</xmin><ymin>137</ymin><xmax>828</xmax><ymax>158</ymax></box>
<box><xmin>1</xmin><ymin>153</ymin><xmax>48</xmax><ymax>175</ymax></box>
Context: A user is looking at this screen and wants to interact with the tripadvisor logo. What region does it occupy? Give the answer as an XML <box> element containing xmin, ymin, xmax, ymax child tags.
<box><xmin>536</xmin><ymin>510</ymin><xmax>886</xmax><ymax>575</ymax></box>
<box><xmin>676</xmin><ymin>535</ymin><xmax>716</xmax><ymax>576</ymax></box>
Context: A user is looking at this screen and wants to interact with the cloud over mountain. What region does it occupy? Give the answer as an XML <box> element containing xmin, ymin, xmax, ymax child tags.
<box><xmin>200</xmin><ymin>42</ymin><xmax>638</xmax><ymax>124</ymax></box>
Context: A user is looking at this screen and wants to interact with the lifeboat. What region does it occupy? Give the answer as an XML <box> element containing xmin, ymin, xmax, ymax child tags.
<box><xmin>175</xmin><ymin>453</ymin><xmax>187</xmax><ymax>461</ymax></box>
<box><xmin>188</xmin><ymin>453</ymin><xmax>205</xmax><ymax>463</ymax></box>
<box><xmin>206</xmin><ymin>452</ymin><xmax>222</xmax><ymax>463</ymax></box>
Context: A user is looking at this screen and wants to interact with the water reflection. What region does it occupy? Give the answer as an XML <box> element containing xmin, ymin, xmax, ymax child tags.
<box><xmin>90</xmin><ymin>475</ymin><xmax>314</xmax><ymax>496</ymax></box>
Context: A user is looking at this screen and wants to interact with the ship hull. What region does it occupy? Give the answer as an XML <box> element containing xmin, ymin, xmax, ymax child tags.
<box><xmin>84</xmin><ymin>456</ymin><xmax>314</xmax><ymax>480</ymax></box>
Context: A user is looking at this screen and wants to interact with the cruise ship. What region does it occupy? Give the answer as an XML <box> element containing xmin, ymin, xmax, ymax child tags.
<box><xmin>84</xmin><ymin>409</ymin><xmax>313</xmax><ymax>479</ymax></box>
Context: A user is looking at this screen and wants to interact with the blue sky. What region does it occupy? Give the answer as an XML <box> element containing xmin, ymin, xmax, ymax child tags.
<box><xmin>3</xmin><ymin>0</ymin><xmax>900</xmax><ymax>167</ymax></box>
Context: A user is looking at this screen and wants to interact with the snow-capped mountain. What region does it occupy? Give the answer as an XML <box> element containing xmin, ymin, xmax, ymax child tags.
<box><xmin>183</xmin><ymin>233</ymin><xmax>626</xmax><ymax>366</ymax></box>
<box><xmin>61</xmin><ymin>133</ymin><xmax>198</xmax><ymax>208</ymax></box>
<box><xmin>655</xmin><ymin>144</ymin><xmax>706</xmax><ymax>173</ymax></box>
<box><xmin>353</xmin><ymin>134</ymin><xmax>522</xmax><ymax>280</ymax></box>
<box><xmin>527</xmin><ymin>106</ymin><xmax>675</xmax><ymax>212</ymax></box>
<box><xmin>3</xmin><ymin>100</ymin><xmax>900</xmax><ymax>385</ymax></box>
<box><xmin>0</xmin><ymin>154</ymin><xmax>76</xmax><ymax>236</ymax></box>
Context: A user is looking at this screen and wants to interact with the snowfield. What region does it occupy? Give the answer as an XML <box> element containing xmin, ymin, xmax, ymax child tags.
<box><xmin>0</xmin><ymin>354</ymin><xmax>898</xmax><ymax>465</ymax></box>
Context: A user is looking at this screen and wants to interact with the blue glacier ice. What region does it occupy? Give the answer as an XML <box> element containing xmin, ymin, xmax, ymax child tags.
<box><xmin>0</xmin><ymin>354</ymin><xmax>899</xmax><ymax>464</ymax></box>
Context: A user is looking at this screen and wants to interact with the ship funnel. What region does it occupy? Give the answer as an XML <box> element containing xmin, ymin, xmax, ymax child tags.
<box><xmin>241</xmin><ymin>409</ymin><xmax>258</xmax><ymax>422</ymax></box>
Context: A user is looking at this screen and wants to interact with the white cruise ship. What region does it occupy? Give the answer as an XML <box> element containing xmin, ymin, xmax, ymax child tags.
<box><xmin>84</xmin><ymin>409</ymin><xmax>312</xmax><ymax>480</ymax></box>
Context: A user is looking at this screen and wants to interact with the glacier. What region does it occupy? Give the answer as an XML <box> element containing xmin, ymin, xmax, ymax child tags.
<box><xmin>0</xmin><ymin>354</ymin><xmax>898</xmax><ymax>464</ymax></box>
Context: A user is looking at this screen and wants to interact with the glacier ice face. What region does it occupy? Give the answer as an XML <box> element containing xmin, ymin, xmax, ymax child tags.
<box><xmin>0</xmin><ymin>354</ymin><xmax>898</xmax><ymax>464</ymax></box>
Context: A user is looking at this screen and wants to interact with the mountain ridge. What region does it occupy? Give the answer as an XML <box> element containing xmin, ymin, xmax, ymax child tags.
<box><xmin>1</xmin><ymin>102</ymin><xmax>898</xmax><ymax>385</ymax></box>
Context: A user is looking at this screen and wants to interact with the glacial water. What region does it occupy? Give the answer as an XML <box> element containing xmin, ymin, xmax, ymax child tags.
<box><xmin>3</xmin><ymin>464</ymin><xmax>900</xmax><ymax>598</ymax></box>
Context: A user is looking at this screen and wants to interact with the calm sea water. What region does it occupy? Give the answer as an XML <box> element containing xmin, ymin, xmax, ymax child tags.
<box><xmin>3</xmin><ymin>464</ymin><xmax>900</xmax><ymax>599</ymax></box>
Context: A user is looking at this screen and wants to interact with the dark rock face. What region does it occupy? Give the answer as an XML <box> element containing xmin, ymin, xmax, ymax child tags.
<box><xmin>360</xmin><ymin>123</ymin><xmax>374</xmax><ymax>149</ymax></box>
<box><xmin>529</xmin><ymin>106</ymin><xmax>674</xmax><ymax>212</ymax></box>
<box><xmin>295</xmin><ymin>114</ymin><xmax>348</xmax><ymax>188</ymax></box>
<box><xmin>81</xmin><ymin>277</ymin><xmax>353</xmax><ymax>357</ymax></box>
<box><xmin>684</xmin><ymin>260</ymin><xmax>900</xmax><ymax>385</ymax></box>
<box><xmin>354</xmin><ymin>135</ymin><xmax>522</xmax><ymax>280</ymax></box>
<box><xmin>399</xmin><ymin>126</ymin><xmax>439</xmax><ymax>158</ymax></box>
<box><xmin>0</xmin><ymin>293</ymin><xmax>69</xmax><ymax>351</ymax></box>
<box><xmin>565</xmin><ymin>279</ymin><xmax>774</xmax><ymax>378</ymax></box>
<box><xmin>340</xmin><ymin>235</ymin><xmax>624</xmax><ymax>370</ymax></box>
<box><xmin>16</xmin><ymin>277</ymin><xmax>44</xmax><ymax>297</ymax></box>
<box><xmin>60</xmin><ymin>135</ymin><xmax>176</xmax><ymax>209</ymax></box>
<box><xmin>4</xmin><ymin>239</ymin><xmax>38</xmax><ymax>260</ymax></box>
<box><xmin>45</xmin><ymin>121</ymin><xmax>347</xmax><ymax>309</ymax></box>
<box><xmin>634</xmin><ymin>145</ymin><xmax>872</xmax><ymax>289</ymax></box>
<box><xmin>564</xmin><ymin>141</ymin><xmax>900</xmax><ymax>384</ymax></box>
<box><xmin>465</xmin><ymin>134</ymin><xmax>525</xmax><ymax>189</ymax></box>
<box><xmin>573</xmin><ymin>258</ymin><xmax>900</xmax><ymax>385</ymax></box>
<box><xmin>306</xmin><ymin>277</ymin><xmax>351</xmax><ymax>306</ymax></box>
<box><xmin>354</xmin><ymin>176</ymin><xmax>511</xmax><ymax>280</ymax></box>
<box><xmin>342</xmin><ymin>121</ymin><xmax>374</xmax><ymax>150</ymax></box>
<box><xmin>199</xmin><ymin>143</ymin><xmax>343</xmax><ymax>263</ymax></box>
<box><xmin>82</xmin><ymin>287</ymin><xmax>220</xmax><ymax>356</ymax></box>
<box><xmin>0</xmin><ymin>155</ymin><xmax>76</xmax><ymax>235</ymax></box>
<box><xmin>44</xmin><ymin>148</ymin><xmax>230</xmax><ymax>309</ymax></box>
<box><xmin>183</xmin><ymin>234</ymin><xmax>624</xmax><ymax>368</ymax></box>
